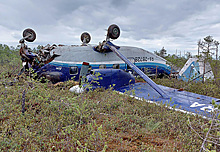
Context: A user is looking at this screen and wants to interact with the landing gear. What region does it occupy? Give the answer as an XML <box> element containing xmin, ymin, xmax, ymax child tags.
<box><xmin>107</xmin><ymin>24</ymin><xmax>120</xmax><ymax>40</ymax></box>
<box><xmin>22</xmin><ymin>28</ymin><xmax>36</xmax><ymax>42</ymax></box>
<box><xmin>81</xmin><ymin>32</ymin><xmax>91</xmax><ymax>44</ymax></box>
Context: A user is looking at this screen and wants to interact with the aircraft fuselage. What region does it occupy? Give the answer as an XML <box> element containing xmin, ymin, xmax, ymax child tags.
<box><xmin>36</xmin><ymin>45</ymin><xmax>171</xmax><ymax>83</ymax></box>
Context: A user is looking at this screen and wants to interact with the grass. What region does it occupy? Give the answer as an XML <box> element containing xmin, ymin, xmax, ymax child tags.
<box><xmin>0</xmin><ymin>48</ymin><xmax>220</xmax><ymax>151</ymax></box>
<box><xmin>1</xmin><ymin>74</ymin><xmax>217</xmax><ymax>151</ymax></box>
<box><xmin>153</xmin><ymin>77</ymin><xmax>220</xmax><ymax>99</ymax></box>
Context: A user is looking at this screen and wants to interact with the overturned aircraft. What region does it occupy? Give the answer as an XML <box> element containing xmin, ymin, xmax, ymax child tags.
<box><xmin>18</xmin><ymin>24</ymin><xmax>219</xmax><ymax>117</ymax></box>
<box><xmin>18</xmin><ymin>24</ymin><xmax>172</xmax><ymax>83</ymax></box>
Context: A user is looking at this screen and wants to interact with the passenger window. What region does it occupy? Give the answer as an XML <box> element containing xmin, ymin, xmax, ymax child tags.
<box><xmin>113</xmin><ymin>64</ymin><xmax>120</xmax><ymax>69</ymax></box>
<box><xmin>70</xmin><ymin>66</ymin><xmax>78</xmax><ymax>75</ymax></box>
<box><xmin>99</xmin><ymin>64</ymin><xmax>106</xmax><ymax>69</ymax></box>
<box><xmin>127</xmin><ymin>64</ymin><xmax>132</xmax><ymax>70</ymax></box>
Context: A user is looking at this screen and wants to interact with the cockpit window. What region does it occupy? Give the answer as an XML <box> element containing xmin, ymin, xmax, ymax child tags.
<box><xmin>70</xmin><ymin>66</ymin><xmax>78</xmax><ymax>75</ymax></box>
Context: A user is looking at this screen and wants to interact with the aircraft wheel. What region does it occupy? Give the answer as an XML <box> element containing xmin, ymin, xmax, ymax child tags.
<box><xmin>23</xmin><ymin>28</ymin><xmax>36</xmax><ymax>42</ymax></box>
<box><xmin>81</xmin><ymin>32</ymin><xmax>91</xmax><ymax>43</ymax></box>
<box><xmin>107</xmin><ymin>24</ymin><xmax>120</xmax><ymax>39</ymax></box>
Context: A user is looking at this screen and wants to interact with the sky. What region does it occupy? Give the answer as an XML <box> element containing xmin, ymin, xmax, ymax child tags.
<box><xmin>1</xmin><ymin>0</ymin><xmax>220</xmax><ymax>55</ymax></box>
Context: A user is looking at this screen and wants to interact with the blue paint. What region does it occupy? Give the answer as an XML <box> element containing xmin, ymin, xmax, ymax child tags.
<box><xmin>179</xmin><ymin>61</ymin><xmax>202</xmax><ymax>82</ymax></box>
<box><xmin>33</xmin><ymin>60</ymin><xmax>171</xmax><ymax>83</ymax></box>
<box><xmin>33</xmin><ymin>49</ymin><xmax>219</xmax><ymax>117</ymax></box>
<box><xmin>74</xmin><ymin>66</ymin><xmax>219</xmax><ymax>117</ymax></box>
<box><xmin>34</xmin><ymin>63</ymin><xmax>81</xmax><ymax>83</ymax></box>
<box><xmin>32</xmin><ymin>40</ymin><xmax>172</xmax><ymax>83</ymax></box>
<box><xmin>84</xmin><ymin>69</ymin><xmax>135</xmax><ymax>90</ymax></box>
<box><xmin>107</xmin><ymin>41</ymin><xmax>168</xmax><ymax>98</ymax></box>
<box><xmin>117</xmin><ymin>83</ymin><xmax>219</xmax><ymax>117</ymax></box>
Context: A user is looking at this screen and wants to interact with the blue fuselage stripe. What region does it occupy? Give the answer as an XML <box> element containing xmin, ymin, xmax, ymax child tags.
<box><xmin>39</xmin><ymin>61</ymin><xmax>171</xmax><ymax>82</ymax></box>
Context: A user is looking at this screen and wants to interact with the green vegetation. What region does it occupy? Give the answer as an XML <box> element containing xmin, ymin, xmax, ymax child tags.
<box><xmin>153</xmin><ymin>49</ymin><xmax>220</xmax><ymax>99</ymax></box>
<box><xmin>1</xmin><ymin>44</ymin><xmax>220</xmax><ymax>151</ymax></box>
<box><xmin>153</xmin><ymin>37</ymin><xmax>220</xmax><ymax>99</ymax></box>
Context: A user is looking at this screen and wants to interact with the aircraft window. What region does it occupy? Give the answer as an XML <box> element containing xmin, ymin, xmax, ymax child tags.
<box><xmin>70</xmin><ymin>66</ymin><xmax>78</xmax><ymax>75</ymax></box>
<box><xmin>113</xmin><ymin>64</ymin><xmax>120</xmax><ymax>69</ymax></box>
<box><xmin>127</xmin><ymin>64</ymin><xmax>132</xmax><ymax>70</ymax></box>
<box><xmin>99</xmin><ymin>64</ymin><xmax>106</xmax><ymax>69</ymax></box>
<box><xmin>56</xmin><ymin>66</ymin><xmax>62</xmax><ymax>70</ymax></box>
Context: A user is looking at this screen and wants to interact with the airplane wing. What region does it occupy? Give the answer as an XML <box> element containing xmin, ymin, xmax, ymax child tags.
<box><xmin>106</xmin><ymin>41</ymin><xmax>168</xmax><ymax>98</ymax></box>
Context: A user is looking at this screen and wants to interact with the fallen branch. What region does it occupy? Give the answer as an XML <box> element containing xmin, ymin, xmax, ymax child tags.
<box><xmin>22</xmin><ymin>89</ymin><xmax>26</xmax><ymax>114</ymax></box>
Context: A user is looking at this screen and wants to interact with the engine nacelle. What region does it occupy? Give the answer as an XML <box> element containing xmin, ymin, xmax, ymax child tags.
<box><xmin>86</xmin><ymin>69</ymin><xmax>135</xmax><ymax>90</ymax></box>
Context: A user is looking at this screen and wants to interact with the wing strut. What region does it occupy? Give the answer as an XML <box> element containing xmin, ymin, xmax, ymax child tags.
<box><xmin>107</xmin><ymin>41</ymin><xmax>168</xmax><ymax>98</ymax></box>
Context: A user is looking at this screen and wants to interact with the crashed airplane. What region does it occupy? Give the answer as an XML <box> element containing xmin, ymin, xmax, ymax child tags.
<box><xmin>18</xmin><ymin>24</ymin><xmax>219</xmax><ymax>117</ymax></box>
<box><xmin>18</xmin><ymin>24</ymin><xmax>172</xmax><ymax>84</ymax></box>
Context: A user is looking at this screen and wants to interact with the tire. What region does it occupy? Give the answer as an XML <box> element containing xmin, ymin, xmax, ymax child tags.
<box><xmin>81</xmin><ymin>32</ymin><xmax>91</xmax><ymax>43</ymax></box>
<box><xmin>107</xmin><ymin>24</ymin><xmax>120</xmax><ymax>39</ymax></box>
<box><xmin>23</xmin><ymin>28</ymin><xmax>36</xmax><ymax>42</ymax></box>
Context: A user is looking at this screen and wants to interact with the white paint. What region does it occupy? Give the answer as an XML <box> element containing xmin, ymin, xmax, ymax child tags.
<box><xmin>200</xmin><ymin>105</ymin><xmax>215</xmax><ymax>113</ymax></box>
<box><xmin>190</xmin><ymin>102</ymin><xmax>205</xmax><ymax>107</ymax></box>
<box><xmin>69</xmin><ymin>85</ymin><xmax>84</xmax><ymax>93</ymax></box>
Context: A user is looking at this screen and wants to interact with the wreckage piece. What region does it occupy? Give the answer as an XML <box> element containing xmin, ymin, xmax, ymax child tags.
<box><xmin>18</xmin><ymin>29</ymin><xmax>60</xmax><ymax>76</ymax></box>
<box><xmin>38</xmin><ymin>44</ymin><xmax>60</xmax><ymax>64</ymax></box>
<box><xmin>178</xmin><ymin>57</ymin><xmax>214</xmax><ymax>82</ymax></box>
<box><xmin>19</xmin><ymin>28</ymin><xmax>38</xmax><ymax>63</ymax></box>
<box><xmin>19</xmin><ymin>38</ymin><xmax>38</xmax><ymax>76</ymax></box>
<box><xmin>19</xmin><ymin>28</ymin><xmax>37</xmax><ymax>61</ymax></box>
